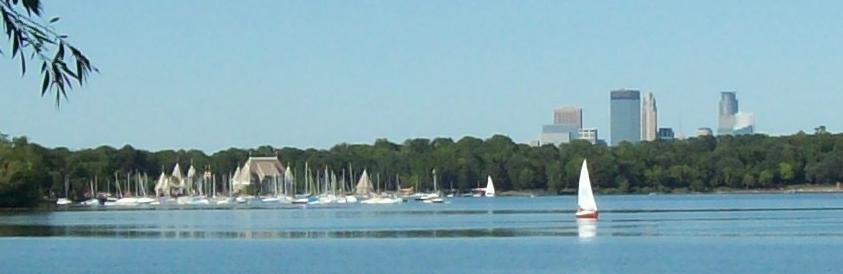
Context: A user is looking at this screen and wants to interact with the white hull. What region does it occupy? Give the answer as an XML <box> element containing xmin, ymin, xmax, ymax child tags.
<box><xmin>81</xmin><ymin>199</ymin><xmax>99</xmax><ymax>206</ymax></box>
<box><xmin>423</xmin><ymin>197</ymin><xmax>445</xmax><ymax>204</ymax></box>
<box><xmin>114</xmin><ymin>198</ymin><xmax>139</xmax><ymax>206</ymax></box>
<box><xmin>261</xmin><ymin>197</ymin><xmax>280</xmax><ymax>203</ymax></box>
<box><xmin>136</xmin><ymin>197</ymin><xmax>156</xmax><ymax>204</ymax></box>
<box><xmin>361</xmin><ymin>197</ymin><xmax>402</xmax><ymax>204</ymax></box>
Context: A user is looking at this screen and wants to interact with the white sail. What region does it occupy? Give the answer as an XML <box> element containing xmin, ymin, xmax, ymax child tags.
<box><xmin>231</xmin><ymin>166</ymin><xmax>243</xmax><ymax>188</ymax></box>
<box><xmin>355</xmin><ymin>169</ymin><xmax>373</xmax><ymax>195</ymax></box>
<box><xmin>284</xmin><ymin>166</ymin><xmax>293</xmax><ymax>181</ymax></box>
<box><xmin>187</xmin><ymin>165</ymin><xmax>196</xmax><ymax>178</ymax></box>
<box><xmin>171</xmin><ymin>163</ymin><xmax>183</xmax><ymax>180</ymax></box>
<box><xmin>154</xmin><ymin>171</ymin><xmax>168</xmax><ymax>197</ymax></box>
<box><xmin>577</xmin><ymin>159</ymin><xmax>597</xmax><ymax>211</ymax></box>
<box><xmin>485</xmin><ymin>176</ymin><xmax>496</xmax><ymax>197</ymax></box>
<box><xmin>186</xmin><ymin>165</ymin><xmax>196</xmax><ymax>194</ymax></box>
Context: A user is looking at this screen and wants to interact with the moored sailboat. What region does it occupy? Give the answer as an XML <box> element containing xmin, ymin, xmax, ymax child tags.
<box><xmin>575</xmin><ymin>159</ymin><xmax>598</xmax><ymax>219</ymax></box>
<box><xmin>56</xmin><ymin>177</ymin><xmax>72</xmax><ymax>206</ymax></box>
<box><xmin>485</xmin><ymin>176</ymin><xmax>496</xmax><ymax>197</ymax></box>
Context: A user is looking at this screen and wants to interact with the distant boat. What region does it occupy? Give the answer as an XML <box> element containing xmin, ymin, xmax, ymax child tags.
<box><xmin>576</xmin><ymin>159</ymin><xmax>598</xmax><ymax>219</ymax></box>
<box><xmin>56</xmin><ymin>177</ymin><xmax>72</xmax><ymax>206</ymax></box>
<box><xmin>421</xmin><ymin>169</ymin><xmax>445</xmax><ymax>203</ymax></box>
<box><xmin>485</xmin><ymin>176</ymin><xmax>496</xmax><ymax>197</ymax></box>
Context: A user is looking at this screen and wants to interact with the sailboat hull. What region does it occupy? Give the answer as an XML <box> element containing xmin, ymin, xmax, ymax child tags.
<box><xmin>575</xmin><ymin>210</ymin><xmax>598</xmax><ymax>219</ymax></box>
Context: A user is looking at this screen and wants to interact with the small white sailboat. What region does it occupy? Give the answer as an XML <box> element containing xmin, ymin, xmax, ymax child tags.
<box><xmin>81</xmin><ymin>180</ymin><xmax>98</xmax><ymax>206</ymax></box>
<box><xmin>485</xmin><ymin>176</ymin><xmax>496</xmax><ymax>197</ymax></box>
<box><xmin>576</xmin><ymin>159</ymin><xmax>598</xmax><ymax>219</ymax></box>
<box><xmin>56</xmin><ymin>177</ymin><xmax>72</xmax><ymax>205</ymax></box>
<box><xmin>423</xmin><ymin>169</ymin><xmax>445</xmax><ymax>203</ymax></box>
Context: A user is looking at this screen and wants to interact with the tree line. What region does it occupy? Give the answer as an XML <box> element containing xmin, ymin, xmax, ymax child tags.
<box><xmin>1</xmin><ymin>129</ymin><xmax>842</xmax><ymax>207</ymax></box>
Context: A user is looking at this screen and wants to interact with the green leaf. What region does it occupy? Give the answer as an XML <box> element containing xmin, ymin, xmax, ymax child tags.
<box><xmin>55</xmin><ymin>42</ymin><xmax>64</xmax><ymax>59</ymax></box>
<box><xmin>49</xmin><ymin>17</ymin><xmax>60</xmax><ymax>23</ymax></box>
<box><xmin>11</xmin><ymin>33</ymin><xmax>19</xmax><ymax>57</ymax></box>
<box><xmin>41</xmin><ymin>73</ymin><xmax>50</xmax><ymax>96</ymax></box>
<box><xmin>21</xmin><ymin>0</ymin><xmax>42</xmax><ymax>16</ymax></box>
<box><xmin>20</xmin><ymin>51</ymin><xmax>25</xmax><ymax>76</ymax></box>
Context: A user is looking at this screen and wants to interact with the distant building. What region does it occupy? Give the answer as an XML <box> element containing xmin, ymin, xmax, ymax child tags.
<box><xmin>232</xmin><ymin>156</ymin><xmax>286</xmax><ymax>194</ymax></box>
<box><xmin>641</xmin><ymin>92</ymin><xmax>658</xmax><ymax>141</ymax></box>
<box><xmin>657</xmin><ymin>128</ymin><xmax>674</xmax><ymax>140</ymax></box>
<box><xmin>733</xmin><ymin>113</ymin><xmax>755</xmax><ymax>135</ymax></box>
<box><xmin>538</xmin><ymin>106</ymin><xmax>583</xmax><ymax>146</ymax></box>
<box><xmin>718</xmin><ymin>92</ymin><xmax>738</xmax><ymax>135</ymax></box>
<box><xmin>610</xmin><ymin>89</ymin><xmax>641</xmax><ymax>145</ymax></box>
<box><xmin>553</xmin><ymin>107</ymin><xmax>583</xmax><ymax>129</ymax></box>
<box><xmin>577</xmin><ymin>128</ymin><xmax>598</xmax><ymax>144</ymax></box>
<box><xmin>697</xmin><ymin>127</ymin><xmax>713</xmax><ymax>137</ymax></box>
<box><xmin>539</xmin><ymin>124</ymin><xmax>578</xmax><ymax>145</ymax></box>
<box><xmin>717</xmin><ymin>92</ymin><xmax>754</xmax><ymax>135</ymax></box>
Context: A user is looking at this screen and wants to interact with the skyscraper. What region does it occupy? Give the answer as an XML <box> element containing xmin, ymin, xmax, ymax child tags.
<box><xmin>610</xmin><ymin>89</ymin><xmax>641</xmax><ymax>146</ymax></box>
<box><xmin>718</xmin><ymin>92</ymin><xmax>738</xmax><ymax>135</ymax></box>
<box><xmin>717</xmin><ymin>91</ymin><xmax>754</xmax><ymax>135</ymax></box>
<box><xmin>641</xmin><ymin>92</ymin><xmax>657</xmax><ymax>141</ymax></box>
<box><xmin>539</xmin><ymin>106</ymin><xmax>583</xmax><ymax>146</ymax></box>
<box><xmin>553</xmin><ymin>107</ymin><xmax>583</xmax><ymax>128</ymax></box>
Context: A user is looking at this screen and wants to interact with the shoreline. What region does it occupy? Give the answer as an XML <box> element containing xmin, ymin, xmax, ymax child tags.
<box><xmin>502</xmin><ymin>184</ymin><xmax>843</xmax><ymax>196</ymax></box>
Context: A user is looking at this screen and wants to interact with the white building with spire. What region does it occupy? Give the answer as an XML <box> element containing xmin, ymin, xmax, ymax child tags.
<box><xmin>641</xmin><ymin>92</ymin><xmax>657</xmax><ymax>141</ymax></box>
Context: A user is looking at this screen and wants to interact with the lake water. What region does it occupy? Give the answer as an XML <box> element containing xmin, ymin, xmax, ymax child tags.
<box><xmin>1</xmin><ymin>194</ymin><xmax>842</xmax><ymax>273</ymax></box>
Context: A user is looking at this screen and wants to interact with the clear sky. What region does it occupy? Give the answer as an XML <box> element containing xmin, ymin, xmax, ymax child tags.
<box><xmin>1</xmin><ymin>1</ymin><xmax>841</xmax><ymax>152</ymax></box>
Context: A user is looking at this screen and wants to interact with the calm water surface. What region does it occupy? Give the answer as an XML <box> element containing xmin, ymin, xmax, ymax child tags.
<box><xmin>1</xmin><ymin>194</ymin><xmax>841</xmax><ymax>273</ymax></box>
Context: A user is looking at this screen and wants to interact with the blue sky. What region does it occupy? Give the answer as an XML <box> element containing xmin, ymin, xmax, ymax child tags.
<box><xmin>1</xmin><ymin>1</ymin><xmax>841</xmax><ymax>152</ymax></box>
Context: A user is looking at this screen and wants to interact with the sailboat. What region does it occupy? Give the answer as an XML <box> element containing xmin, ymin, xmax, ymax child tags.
<box><xmin>56</xmin><ymin>177</ymin><xmax>72</xmax><ymax>205</ymax></box>
<box><xmin>81</xmin><ymin>179</ymin><xmax>99</xmax><ymax>206</ymax></box>
<box><xmin>423</xmin><ymin>169</ymin><xmax>444</xmax><ymax>203</ymax></box>
<box><xmin>576</xmin><ymin>159</ymin><xmax>598</xmax><ymax>219</ymax></box>
<box><xmin>485</xmin><ymin>176</ymin><xmax>496</xmax><ymax>197</ymax></box>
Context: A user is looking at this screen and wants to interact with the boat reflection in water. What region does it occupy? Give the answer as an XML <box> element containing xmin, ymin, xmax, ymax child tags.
<box><xmin>576</xmin><ymin>219</ymin><xmax>597</xmax><ymax>239</ymax></box>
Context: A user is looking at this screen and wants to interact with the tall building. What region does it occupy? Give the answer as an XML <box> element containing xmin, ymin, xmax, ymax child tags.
<box><xmin>717</xmin><ymin>91</ymin><xmax>755</xmax><ymax>135</ymax></box>
<box><xmin>538</xmin><ymin>106</ymin><xmax>583</xmax><ymax>146</ymax></box>
<box><xmin>553</xmin><ymin>107</ymin><xmax>583</xmax><ymax>129</ymax></box>
<box><xmin>718</xmin><ymin>92</ymin><xmax>738</xmax><ymax>135</ymax></box>
<box><xmin>610</xmin><ymin>89</ymin><xmax>641</xmax><ymax>146</ymax></box>
<box><xmin>641</xmin><ymin>92</ymin><xmax>657</xmax><ymax>141</ymax></box>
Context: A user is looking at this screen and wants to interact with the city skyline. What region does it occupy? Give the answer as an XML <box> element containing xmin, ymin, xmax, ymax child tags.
<box><xmin>2</xmin><ymin>1</ymin><xmax>841</xmax><ymax>152</ymax></box>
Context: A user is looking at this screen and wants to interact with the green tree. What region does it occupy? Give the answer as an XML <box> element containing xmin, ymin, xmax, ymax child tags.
<box><xmin>778</xmin><ymin>162</ymin><xmax>795</xmax><ymax>184</ymax></box>
<box><xmin>1</xmin><ymin>0</ymin><xmax>96</xmax><ymax>105</ymax></box>
<box><xmin>758</xmin><ymin>170</ymin><xmax>775</xmax><ymax>188</ymax></box>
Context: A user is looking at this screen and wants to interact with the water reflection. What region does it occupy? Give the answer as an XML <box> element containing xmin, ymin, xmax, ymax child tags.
<box><xmin>0</xmin><ymin>224</ymin><xmax>570</xmax><ymax>239</ymax></box>
<box><xmin>5</xmin><ymin>195</ymin><xmax>843</xmax><ymax>241</ymax></box>
<box><xmin>577</xmin><ymin>219</ymin><xmax>597</xmax><ymax>239</ymax></box>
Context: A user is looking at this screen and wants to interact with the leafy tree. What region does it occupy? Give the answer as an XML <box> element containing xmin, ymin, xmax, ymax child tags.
<box><xmin>778</xmin><ymin>162</ymin><xmax>795</xmax><ymax>184</ymax></box>
<box><xmin>1</xmin><ymin>0</ymin><xmax>96</xmax><ymax>105</ymax></box>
